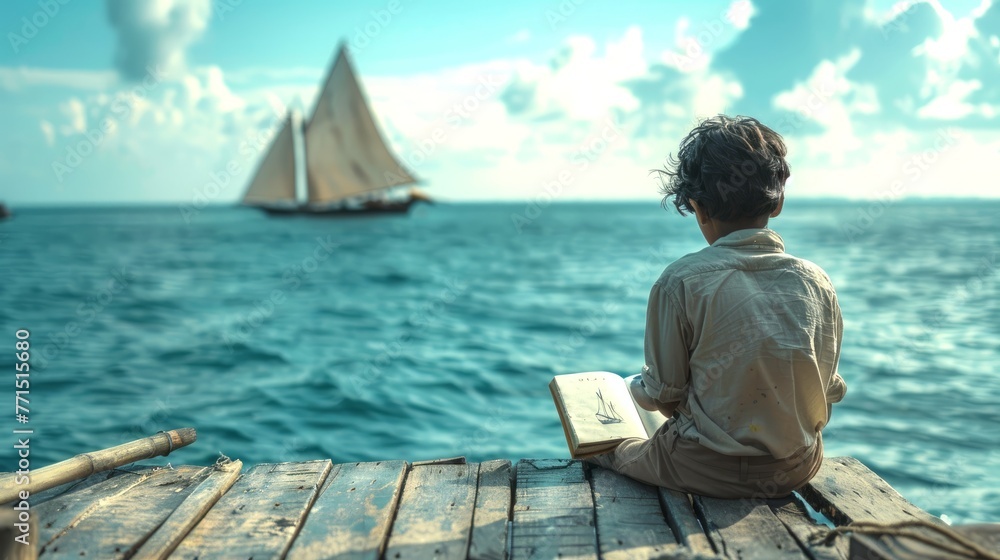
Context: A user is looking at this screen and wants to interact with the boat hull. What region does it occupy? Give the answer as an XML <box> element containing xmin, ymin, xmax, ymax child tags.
<box><xmin>255</xmin><ymin>198</ymin><xmax>418</xmax><ymax>217</ymax></box>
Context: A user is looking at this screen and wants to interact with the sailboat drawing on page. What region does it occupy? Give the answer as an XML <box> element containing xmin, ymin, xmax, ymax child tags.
<box><xmin>595</xmin><ymin>388</ymin><xmax>624</xmax><ymax>424</ymax></box>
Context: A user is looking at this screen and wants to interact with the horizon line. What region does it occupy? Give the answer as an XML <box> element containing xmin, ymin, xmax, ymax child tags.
<box><xmin>5</xmin><ymin>195</ymin><xmax>1000</xmax><ymax>210</ymax></box>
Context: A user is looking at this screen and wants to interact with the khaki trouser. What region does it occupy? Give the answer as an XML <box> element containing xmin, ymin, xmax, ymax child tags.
<box><xmin>587</xmin><ymin>418</ymin><xmax>824</xmax><ymax>499</ymax></box>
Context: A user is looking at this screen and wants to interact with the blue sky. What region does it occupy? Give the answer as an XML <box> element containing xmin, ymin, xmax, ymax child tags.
<box><xmin>1</xmin><ymin>0</ymin><xmax>997</xmax><ymax>205</ymax></box>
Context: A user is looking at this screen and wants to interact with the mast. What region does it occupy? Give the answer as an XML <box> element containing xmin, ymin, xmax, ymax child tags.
<box><xmin>292</xmin><ymin>109</ymin><xmax>306</xmax><ymax>205</ymax></box>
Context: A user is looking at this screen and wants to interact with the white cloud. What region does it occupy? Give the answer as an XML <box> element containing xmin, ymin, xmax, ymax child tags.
<box><xmin>917</xmin><ymin>78</ymin><xmax>992</xmax><ymax>118</ymax></box>
<box><xmin>726</xmin><ymin>0</ymin><xmax>755</xmax><ymax>30</ymax></box>
<box><xmin>689</xmin><ymin>72</ymin><xmax>744</xmax><ymax>118</ymax></box>
<box><xmin>773</xmin><ymin>50</ymin><xmax>880</xmax><ymax>164</ymax></box>
<box><xmin>40</xmin><ymin>120</ymin><xmax>54</xmax><ymax>146</ymax></box>
<box><xmin>363</xmin><ymin>59</ymin><xmax>527</xmax><ymax>185</ymax></box>
<box><xmin>502</xmin><ymin>26</ymin><xmax>646</xmax><ymax>120</ymax></box>
<box><xmin>0</xmin><ymin>67</ymin><xmax>118</xmax><ymax>92</ymax></box>
<box><xmin>913</xmin><ymin>0</ymin><xmax>978</xmax><ymax>64</ymax></box>
<box><xmin>509</xmin><ymin>29</ymin><xmax>531</xmax><ymax>43</ymax></box>
<box><xmin>664</xmin><ymin>2</ymin><xmax>753</xmax><ymax>73</ymax></box>
<box><xmin>198</xmin><ymin>66</ymin><xmax>246</xmax><ymax>112</ymax></box>
<box><xmin>666</xmin><ymin>17</ymin><xmax>710</xmax><ymax>72</ymax></box>
<box><xmin>59</xmin><ymin>98</ymin><xmax>87</xmax><ymax>134</ymax></box>
<box><xmin>784</xmin><ymin>127</ymin><xmax>997</xmax><ymax>198</ymax></box>
<box><xmin>337</xmin><ymin>26</ymin><xmax>746</xmax><ymax>200</ymax></box>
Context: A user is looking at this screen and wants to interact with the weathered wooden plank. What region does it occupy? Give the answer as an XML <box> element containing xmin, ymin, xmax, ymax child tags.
<box><xmin>849</xmin><ymin>523</ymin><xmax>1000</xmax><ymax>560</ymax></box>
<box><xmin>694</xmin><ymin>495</ymin><xmax>808</xmax><ymax>559</ymax></box>
<box><xmin>510</xmin><ymin>459</ymin><xmax>597</xmax><ymax>560</ymax></box>
<box><xmin>25</xmin><ymin>465</ymin><xmax>146</xmax><ymax>507</ymax></box>
<box><xmin>468</xmin><ymin>459</ymin><xmax>511</xmax><ymax>560</ymax></box>
<box><xmin>40</xmin><ymin>465</ymin><xmax>211</xmax><ymax>559</ymax></box>
<box><xmin>34</xmin><ymin>466</ymin><xmax>195</xmax><ymax>549</ymax></box>
<box><xmin>131</xmin><ymin>459</ymin><xmax>244</xmax><ymax>560</ymax></box>
<box><xmin>769</xmin><ymin>497</ymin><xmax>848</xmax><ymax>560</ymax></box>
<box><xmin>590</xmin><ymin>467</ymin><xmax>680</xmax><ymax>560</ymax></box>
<box><xmin>0</xmin><ymin>508</ymin><xmax>37</xmax><ymax>560</ymax></box>
<box><xmin>384</xmin><ymin>463</ymin><xmax>479</xmax><ymax>560</ymax></box>
<box><xmin>658</xmin><ymin>489</ymin><xmax>715</xmax><ymax>556</ymax></box>
<box><xmin>799</xmin><ymin>457</ymin><xmax>941</xmax><ymax>526</ymax></box>
<box><xmin>170</xmin><ymin>460</ymin><xmax>332</xmax><ymax>560</ymax></box>
<box><xmin>286</xmin><ymin>460</ymin><xmax>406</xmax><ymax>560</ymax></box>
<box><xmin>33</xmin><ymin>466</ymin><xmax>163</xmax><ymax>546</ymax></box>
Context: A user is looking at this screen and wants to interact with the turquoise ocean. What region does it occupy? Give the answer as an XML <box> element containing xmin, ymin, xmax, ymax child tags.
<box><xmin>1</xmin><ymin>200</ymin><xmax>998</xmax><ymax>523</ymax></box>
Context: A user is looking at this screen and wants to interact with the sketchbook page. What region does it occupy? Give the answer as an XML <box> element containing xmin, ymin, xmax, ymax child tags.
<box><xmin>550</xmin><ymin>382</ymin><xmax>577</xmax><ymax>455</ymax></box>
<box><xmin>551</xmin><ymin>372</ymin><xmax>647</xmax><ymax>448</ymax></box>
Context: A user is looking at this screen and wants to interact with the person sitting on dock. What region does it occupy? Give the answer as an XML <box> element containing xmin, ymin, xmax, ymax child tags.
<box><xmin>589</xmin><ymin>114</ymin><xmax>847</xmax><ymax>499</ymax></box>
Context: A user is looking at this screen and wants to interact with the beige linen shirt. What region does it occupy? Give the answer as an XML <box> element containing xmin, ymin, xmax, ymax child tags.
<box><xmin>640</xmin><ymin>228</ymin><xmax>846</xmax><ymax>459</ymax></box>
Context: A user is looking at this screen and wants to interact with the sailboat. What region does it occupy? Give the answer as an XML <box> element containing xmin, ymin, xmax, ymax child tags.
<box><xmin>242</xmin><ymin>44</ymin><xmax>429</xmax><ymax>216</ymax></box>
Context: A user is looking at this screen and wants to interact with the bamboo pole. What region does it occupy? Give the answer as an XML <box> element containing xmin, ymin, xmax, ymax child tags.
<box><xmin>0</xmin><ymin>428</ymin><xmax>196</xmax><ymax>504</ymax></box>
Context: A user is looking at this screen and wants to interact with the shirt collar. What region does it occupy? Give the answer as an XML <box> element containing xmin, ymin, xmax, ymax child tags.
<box><xmin>710</xmin><ymin>228</ymin><xmax>784</xmax><ymax>252</ymax></box>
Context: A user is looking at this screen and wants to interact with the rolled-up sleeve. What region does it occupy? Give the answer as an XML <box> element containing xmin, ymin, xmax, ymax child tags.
<box><xmin>827</xmin><ymin>374</ymin><xmax>847</xmax><ymax>404</ymax></box>
<box><xmin>641</xmin><ymin>282</ymin><xmax>691</xmax><ymax>406</ymax></box>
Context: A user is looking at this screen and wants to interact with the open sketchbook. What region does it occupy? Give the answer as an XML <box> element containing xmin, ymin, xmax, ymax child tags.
<box><xmin>549</xmin><ymin>371</ymin><xmax>668</xmax><ymax>459</ymax></box>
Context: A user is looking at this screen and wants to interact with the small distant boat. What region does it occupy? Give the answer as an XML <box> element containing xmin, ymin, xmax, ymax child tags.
<box><xmin>0</xmin><ymin>203</ymin><xmax>10</xmax><ymax>220</ymax></box>
<box><xmin>242</xmin><ymin>43</ymin><xmax>428</xmax><ymax>217</ymax></box>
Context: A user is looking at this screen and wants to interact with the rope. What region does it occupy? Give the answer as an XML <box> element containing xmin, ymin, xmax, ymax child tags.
<box><xmin>823</xmin><ymin>520</ymin><xmax>1000</xmax><ymax>560</ymax></box>
<box><xmin>214</xmin><ymin>453</ymin><xmax>233</xmax><ymax>468</ymax></box>
<box><xmin>157</xmin><ymin>430</ymin><xmax>174</xmax><ymax>454</ymax></box>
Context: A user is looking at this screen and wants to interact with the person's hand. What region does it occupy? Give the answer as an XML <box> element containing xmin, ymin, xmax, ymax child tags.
<box><xmin>626</xmin><ymin>374</ymin><xmax>660</xmax><ymax>412</ymax></box>
<box><xmin>656</xmin><ymin>401</ymin><xmax>678</xmax><ymax>418</ymax></box>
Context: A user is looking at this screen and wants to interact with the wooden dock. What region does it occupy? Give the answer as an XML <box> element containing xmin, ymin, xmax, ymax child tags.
<box><xmin>12</xmin><ymin>455</ymin><xmax>1000</xmax><ymax>559</ymax></box>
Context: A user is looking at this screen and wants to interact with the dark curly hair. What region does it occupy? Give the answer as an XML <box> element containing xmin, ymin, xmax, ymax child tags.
<box><xmin>655</xmin><ymin>115</ymin><xmax>790</xmax><ymax>222</ymax></box>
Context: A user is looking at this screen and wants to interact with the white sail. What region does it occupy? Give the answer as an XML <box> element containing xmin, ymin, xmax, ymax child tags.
<box><xmin>242</xmin><ymin>115</ymin><xmax>297</xmax><ymax>205</ymax></box>
<box><xmin>304</xmin><ymin>45</ymin><xmax>417</xmax><ymax>204</ymax></box>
